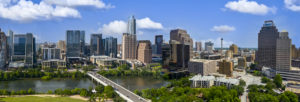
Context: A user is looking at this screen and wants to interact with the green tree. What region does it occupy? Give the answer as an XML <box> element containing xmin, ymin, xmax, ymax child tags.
<box><xmin>273</xmin><ymin>74</ymin><xmax>282</xmax><ymax>88</ymax></box>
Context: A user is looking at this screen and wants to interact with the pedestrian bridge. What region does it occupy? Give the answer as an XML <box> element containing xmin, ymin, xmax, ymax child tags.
<box><xmin>87</xmin><ymin>71</ymin><xmax>150</xmax><ymax>102</ymax></box>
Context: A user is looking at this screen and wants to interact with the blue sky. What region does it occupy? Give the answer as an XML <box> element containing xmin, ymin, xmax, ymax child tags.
<box><xmin>1</xmin><ymin>0</ymin><xmax>300</xmax><ymax>48</ymax></box>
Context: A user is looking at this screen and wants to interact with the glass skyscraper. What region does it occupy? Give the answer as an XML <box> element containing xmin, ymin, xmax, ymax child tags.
<box><xmin>127</xmin><ymin>16</ymin><xmax>136</xmax><ymax>35</ymax></box>
<box><xmin>66</xmin><ymin>30</ymin><xmax>85</xmax><ymax>58</ymax></box>
<box><xmin>90</xmin><ymin>34</ymin><xmax>103</xmax><ymax>56</ymax></box>
<box><xmin>104</xmin><ymin>37</ymin><xmax>117</xmax><ymax>58</ymax></box>
<box><xmin>155</xmin><ymin>35</ymin><xmax>163</xmax><ymax>54</ymax></box>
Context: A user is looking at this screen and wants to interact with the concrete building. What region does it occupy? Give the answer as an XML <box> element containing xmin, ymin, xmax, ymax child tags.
<box><xmin>276</xmin><ymin>31</ymin><xmax>291</xmax><ymax>71</ymax></box>
<box><xmin>57</xmin><ymin>40</ymin><xmax>66</xmax><ymax>60</ymax></box>
<box><xmin>137</xmin><ymin>40</ymin><xmax>152</xmax><ymax>64</ymax></box>
<box><xmin>42</xmin><ymin>48</ymin><xmax>61</xmax><ymax>60</ymax></box>
<box><xmin>90</xmin><ymin>34</ymin><xmax>103</xmax><ymax>56</ymax></box>
<box><xmin>225</xmin><ymin>50</ymin><xmax>233</xmax><ymax>59</ymax></box>
<box><xmin>162</xmin><ymin>43</ymin><xmax>171</xmax><ymax>68</ymax></box>
<box><xmin>122</xmin><ymin>33</ymin><xmax>137</xmax><ymax>60</ymax></box>
<box><xmin>189</xmin><ymin>75</ymin><xmax>239</xmax><ymax>88</ymax></box>
<box><xmin>195</xmin><ymin>41</ymin><xmax>202</xmax><ymax>52</ymax></box>
<box><xmin>218</xmin><ymin>60</ymin><xmax>233</xmax><ymax>77</ymax></box>
<box><xmin>155</xmin><ymin>35</ymin><xmax>163</xmax><ymax>55</ymax></box>
<box><xmin>205</xmin><ymin>41</ymin><xmax>214</xmax><ymax>52</ymax></box>
<box><xmin>168</xmin><ymin>40</ymin><xmax>190</xmax><ymax>70</ymax></box>
<box><xmin>11</xmin><ymin>33</ymin><xmax>36</xmax><ymax>67</ymax></box>
<box><xmin>257</xmin><ymin>20</ymin><xmax>279</xmax><ymax>69</ymax></box>
<box><xmin>0</xmin><ymin>29</ymin><xmax>8</xmax><ymax>69</ymax></box>
<box><xmin>188</xmin><ymin>59</ymin><xmax>217</xmax><ymax>75</ymax></box>
<box><xmin>170</xmin><ymin>29</ymin><xmax>193</xmax><ymax>58</ymax></box>
<box><xmin>229</xmin><ymin>44</ymin><xmax>238</xmax><ymax>54</ymax></box>
<box><xmin>42</xmin><ymin>59</ymin><xmax>66</xmax><ymax>69</ymax></box>
<box><xmin>66</xmin><ymin>30</ymin><xmax>85</xmax><ymax>58</ymax></box>
<box><xmin>237</xmin><ymin>57</ymin><xmax>247</xmax><ymax>69</ymax></box>
<box><xmin>7</xmin><ymin>30</ymin><xmax>13</xmax><ymax>62</ymax></box>
<box><xmin>92</xmin><ymin>55</ymin><xmax>127</xmax><ymax>68</ymax></box>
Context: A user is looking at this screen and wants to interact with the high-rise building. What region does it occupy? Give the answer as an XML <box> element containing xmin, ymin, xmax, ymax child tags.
<box><xmin>66</xmin><ymin>30</ymin><xmax>85</xmax><ymax>58</ymax></box>
<box><xmin>127</xmin><ymin>16</ymin><xmax>136</xmax><ymax>35</ymax></box>
<box><xmin>137</xmin><ymin>40</ymin><xmax>152</xmax><ymax>64</ymax></box>
<box><xmin>257</xmin><ymin>20</ymin><xmax>279</xmax><ymax>69</ymax></box>
<box><xmin>229</xmin><ymin>44</ymin><xmax>238</xmax><ymax>54</ymax></box>
<box><xmin>188</xmin><ymin>59</ymin><xmax>217</xmax><ymax>75</ymax></box>
<box><xmin>195</xmin><ymin>42</ymin><xmax>202</xmax><ymax>52</ymax></box>
<box><xmin>275</xmin><ymin>31</ymin><xmax>291</xmax><ymax>71</ymax></box>
<box><xmin>57</xmin><ymin>40</ymin><xmax>66</xmax><ymax>60</ymax></box>
<box><xmin>0</xmin><ymin>29</ymin><xmax>8</xmax><ymax>69</ymax></box>
<box><xmin>7</xmin><ymin>30</ymin><xmax>13</xmax><ymax>61</ymax></box>
<box><xmin>237</xmin><ymin>57</ymin><xmax>247</xmax><ymax>69</ymax></box>
<box><xmin>291</xmin><ymin>44</ymin><xmax>300</xmax><ymax>59</ymax></box>
<box><xmin>90</xmin><ymin>34</ymin><xmax>103</xmax><ymax>56</ymax></box>
<box><xmin>168</xmin><ymin>40</ymin><xmax>190</xmax><ymax>70</ymax></box>
<box><xmin>218</xmin><ymin>60</ymin><xmax>233</xmax><ymax>77</ymax></box>
<box><xmin>104</xmin><ymin>37</ymin><xmax>117</xmax><ymax>58</ymax></box>
<box><xmin>155</xmin><ymin>35</ymin><xmax>163</xmax><ymax>54</ymax></box>
<box><xmin>170</xmin><ymin>29</ymin><xmax>193</xmax><ymax>58</ymax></box>
<box><xmin>122</xmin><ymin>33</ymin><xmax>137</xmax><ymax>60</ymax></box>
<box><xmin>12</xmin><ymin>33</ymin><xmax>36</xmax><ymax>67</ymax></box>
<box><xmin>205</xmin><ymin>41</ymin><xmax>214</xmax><ymax>52</ymax></box>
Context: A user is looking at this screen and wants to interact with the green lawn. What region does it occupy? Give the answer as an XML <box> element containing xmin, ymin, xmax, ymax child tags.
<box><xmin>0</xmin><ymin>96</ymin><xmax>86</xmax><ymax>102</ymax></box>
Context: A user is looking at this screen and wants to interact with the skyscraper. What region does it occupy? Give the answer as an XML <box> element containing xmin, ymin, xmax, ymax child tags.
<box><xmin>275</xmin><ymin>31</ymin><xmax>291</xmax><ymax>71</ymax></box>
<box><xmin>104</xmin><ymin>37</ymin><xmax>117</xmax><ymax>58</ymax></box>
<box><xmin>170</xmin><ymin>29</ymin><xmax>193</xmax><ymax>58</ymax></box>
<box><xmin>127</xmin><ymin>16</ymin><xmax>136</xmax><ymax>35</ymax></box>
<box><xmin>12</xmin><ymin>33</ymin><xmax>36</xmax><ymax>67</ymax></box>
<box><xmin>205</xmin><ymin>41</ymin><xmax>214</xmax><ymax>52</ymax></box>
<box><xmin>195</xmin><ymin>41</ymin><xmax>202</xmax><ymax>52</ymax></box>
<box><xmin>0</xmin><ymin>29</ymin><xmax>8</xmax><ymax>69</ymax></box>
<box><xmin>137</xmin><ymin>40</ymin><xmax>152</xmax><ymax>64</ymax></box>
<box><xmin>90</xmin><ymin>34</ymin><xmax>103</xmax><ymax>55</ymax></box>
<box><xmin>257</xmin><ymin>20</ymin><xmax>279</xmax><ymax>69</ymax></box>
<box><xmin>66</xmin><ymin>30</ymin><xmax>85</xmax><ymax>58</ymax></box>
<box><xmin>155</xmin><ymin>35</ymin><xmax>163</xmax><ymax>54</ymax></box>
<box><xmin>229</xmin><ymin>44</ymin><xmax>238</xmax><ymax>54</ymax></box>
<box><xmin>57</xmin><ymin>40</ymin><xmax>66</xmax><ymax>60</ymax></box>
<box><xmin>218</xmin><ymin>60</ymin><xmax>233</xmax><ymax>77</ymax></box>
<box><xmin>122</xmin><ymin>16</ymin><xmax>137</xmax><ymax>60</ymax></box>
<box><xmin>7</xmin><ymin>30</ymin><xmax>13</xmax><ymax>61</ymax></box>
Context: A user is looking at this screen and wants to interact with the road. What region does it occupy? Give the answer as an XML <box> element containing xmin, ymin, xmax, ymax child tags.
<box><xmin>87</xmin><ymin>71</ymin><xmax>149</xmax><ymax>102</ymax></box>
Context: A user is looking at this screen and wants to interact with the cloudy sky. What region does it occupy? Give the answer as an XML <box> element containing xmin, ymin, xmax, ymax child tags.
<box><xmin>1</xmin><ymin>0</ymin><xmax>300</xmax><ymax>48</ymax></box>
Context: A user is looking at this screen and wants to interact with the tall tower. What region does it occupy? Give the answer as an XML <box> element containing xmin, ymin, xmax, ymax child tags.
<box><xmin>276</xmin><ymin>31</ymin><xmax>291</xmax><ymax>71</ymax></box>
<box><xmin>221</xmin><ymin>38</ymin><xmax>223</xmax><ymax>58</ymax></box>
<box><xmin>127</xmin><ymin>16</ymin><xmax>136</xmax><ymax>35</ymax></box>
<box><xmin>257</xmin><ymin>20</ymin><xmax>279</xmax><ymax>69</ymax></box>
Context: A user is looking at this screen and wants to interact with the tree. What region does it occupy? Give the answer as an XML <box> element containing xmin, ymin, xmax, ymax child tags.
<box><xmin>104</xmin><ymin>86</ymin><xmax>115</xmax><ymax>98</ymax></box>
<box><xmin>261</xmin><ymin>76</ymin><xmax>271</xmax><ymax>83</ymax></box>
<box><xmin>273</xmin><ymin>74</ymin><xmax>282</xmax><ymax>88</ymax></box>
<box><xmin>283</xmin><ymin>91</ymin><xmax>298</xmax><ymax>102</ymax></box>
<box><xmin>80</xmin><ymin>89</ymin><xmax>88</xmax><ymax>97</ymax></box>
<box><xmin>279</xmin><ymin>94</ymin><xmax>290</xmax><ymax>102</ymax></box>
<box><xmin>239</xmin><ymin>79</ymin><xmax>246</xmax><ymax>87</ymax></box>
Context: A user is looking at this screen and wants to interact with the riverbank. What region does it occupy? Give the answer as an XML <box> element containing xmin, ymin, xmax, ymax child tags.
<box><xmin>0</xmin><ymin>94</ymin><xmax>88</xmax><ymax>102</ymax></box>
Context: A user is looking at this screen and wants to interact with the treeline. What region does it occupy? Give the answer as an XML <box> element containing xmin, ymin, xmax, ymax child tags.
<box><xmin>0</xmin><ymin>69</ymin><xmax>86</xmax><ymax>81</ymax></box>
<box><xmin>52</xmin><ymin>85</ymin><xmax>125</xmax><ymax>102</ymax></box>
<box><xmin>0</xmin><ymin>88</ymin><xmax>35</xmax><ymax>95</ymax></box>
<box><xmin>134</xmin><ymin>78</ymin><xmax>242</xmax><ymax>102</ymax></box>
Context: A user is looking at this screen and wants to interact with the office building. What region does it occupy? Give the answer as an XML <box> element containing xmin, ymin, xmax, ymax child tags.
<box><xmin>122</xmin><ymin>33</ymin><xmax>137</xmax><ymax>60</ymax></box>
<box><xmin>42</xmin><ymin>59</ymin><xmax>66</xmax><ymax>69</ymax></box>
<box><xmin>42</xmin><ymin>48</ymin><xmax>61</xmax><ymax>60</ymax></box>
<box><xmin>11</xmin><ymin>33</ymin><xmax>36</xmax><ymax>67</ymax></box>
<box><xmin>0</xmin><ymin>29</ymin><xmax>8</xmax><ymax>69</ymax></box>
<box><xmin>137</xmin><ymin>40</ymin><xmax>152</xmax><ymax>64</ymax></box>
<box><xmin>291</xmin><ymin>45</ymin><xmax>300</xmax><ymax>59</ymax></box>
<box><xmin>229</xmin><ymin>44</ymin><xmax>238</xmax><ymax>54</ymax></box>
<box><xmin>128</xmin><ymin>16</ymin><xmax>136</xmax><ymax>35</ymax></box>
<box><xmin>275</xmin><ymin>31</ymin><xmax>291</xmax><ymax>71</ymax></box>
<box><xmin>257</xmin><ymin>20</ymin><xmax>279</xmax><ymax>69</ymax></box>
<box><xmin>155</xmin><ymin>35</ymin><xmax>163</xmax><ymax>54</ymax></box>
<box><xmin>170</xmin><ymin>29</ymin><xmax>193</xmax><ymax>58</ymax></box>
<box><xmin>168</xmin><ymin>40</ymin><xmax>190</xmax><ymax>70</ymax></box>
<box><xmin>225</xmin><ymin>50</ymin><xmax>233</xmax><ymax>59</ymax></box>
<box><xmin>90</xmin><ymin>34</ymin><xmax>103</xmax><ymax>56</ymax></box>
<box><xmin>57</xmin><ymin>40</ymin><xmax>66</xmax><ymax>60</ymax></box>
<box><xmin>195</xmin><ymin>42</ymin><xmax>202</xmax><ymax>52</ymax></box>
<box><xmin>162</xmin><ymin>43</ymin><xmax>171</xmax><ymax>68</ymax></box>
<box><xmin>104</xmin><ymin>37</ymin><xmax>118</xmax><ymax>58</ymax></box>
<box><xmin>66</xmin><ymin>30</ymin><xmax>85</xmax><ymax>58</ymax></box>
<box><xmin>237</xmin><ymin>57</ymin><xmax>247</xmax><ymax>69</ymax></box>
<box><xmin>205</xmin><ymin>41</ymin><xmax>214</xmax><ymax>52</ymax></box>
<box><xmin>189</xmin><ymin>75</ymin><xmax>239</xmax><ymax>88</ymax></box>
<box><xmin>218</xmin><ymin>60</ymin><xmax>233</xmax><ymax>77</ymax></box>
<box><xmin>188</xmin><ymin>59</ymin><xmax>217</xmax><ymax>75</ymax></box>
<box><xmin>7</xmin><ymin>30</ymin><xmax>13</xmax><ymax>61</ymax></box>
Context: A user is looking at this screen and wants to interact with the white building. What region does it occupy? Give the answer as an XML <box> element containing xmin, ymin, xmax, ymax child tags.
<box><xmin>190</xmin><ymin>74</ymin><xmax>239</xmax><ymax>88</ymax></box>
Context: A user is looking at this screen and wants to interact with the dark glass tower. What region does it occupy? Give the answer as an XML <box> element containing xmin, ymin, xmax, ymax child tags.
<box><xmin>66</xmin><ymin>30</ymin><xmax>85</xmax><ymax>58</ymax></box>
<box><xmin>155</xmin><ymin>35</ymin><xmax>163</xmax><ymax>54</ymax></box>
<box><xmin>90</xmin><ymin>34</ymin><xmax>103</xmax><ymax>55</ymax></box>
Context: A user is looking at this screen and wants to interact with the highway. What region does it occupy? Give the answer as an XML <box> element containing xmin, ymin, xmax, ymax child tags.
<box><xmin>87</xmin><ymin>71</ymin><xmax>150</xmax><ymax>102</ymax></box>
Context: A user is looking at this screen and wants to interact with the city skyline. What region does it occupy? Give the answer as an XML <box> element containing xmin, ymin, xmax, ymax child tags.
<box><xmin>1</xmin><ymin>0</ymin><xmax>300</xmax><ymax>48</ymax></box>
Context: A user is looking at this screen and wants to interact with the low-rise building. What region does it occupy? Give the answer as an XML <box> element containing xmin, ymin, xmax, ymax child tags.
<box><xmin>42</xmin><ymin>59</ymin><xmax>66</xmax><ymax>69</ymax></box>
<box><xmin>237</xmin><ymin>57</ymin><xmax>247</xmax><ymax>69</ymax></box>
<box><xmin>188</xmin><ymin>59</ymin><xmax>217</xmax><ymax>75</ymax></box>
<box><xmin>189</xmin><ymin>75</ymin><xmax>239</xmax><ymax>88</ymax></box>
<box><xmin>214</xmin><ymin>77</ymin><xmax>239</xmax><ymax>89</ymax></box>
<box><xmin>91</xmin><ymin>55</ymin><xmax>127</xmax><ymax>68</ymax></box>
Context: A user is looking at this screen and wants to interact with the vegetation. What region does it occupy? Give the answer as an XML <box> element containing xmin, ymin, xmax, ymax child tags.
<box><xmin>0</xmin><ymin>69</ymin><xmax>86</xmax><ymax>81</ymax></box>
<box><xmin>0</xmin><ymin>96</ymin><xmax>85</xmax><ymax>102</ymax></box>
<box><xmin>0</xmin><ymin>88</ymin><xmax>35</xmax><ymax>95</ymax></box>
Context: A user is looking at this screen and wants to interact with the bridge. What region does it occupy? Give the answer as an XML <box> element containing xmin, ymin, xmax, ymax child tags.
<box><xmin>87</xmin><ymin>71</ymin><xmax>150</xmax><ymax>102</ymax></box>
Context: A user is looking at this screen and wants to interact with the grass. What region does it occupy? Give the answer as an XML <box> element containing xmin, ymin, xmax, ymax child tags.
<box><xmin>0</xmin><ymin>96</ymin><xmax>86</xmax><ymax>102</ymax></box>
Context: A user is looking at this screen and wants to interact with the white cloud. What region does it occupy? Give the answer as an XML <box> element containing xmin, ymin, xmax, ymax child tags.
<box><xmin>201</xmin><ymin>37</ymin><xmax>233</xmax><ymax>48</ymax></box>
<box><xmin>211</xmin><ymin>25</ymin><xmax>235</xmax><ymax>33</ymax></box>
<box><xmin>284</xmin><ymin>0</ymin><xmax>300</xmax><ymax>11</ymax></box>
<box><xmin>43</xmin><ymin>0</ymin><xmax>114</xmax><ymax>9</ymax></box>
<box><xmin>0</xmin><ymin>0</ymin><xmax>112</xmax><ymax>21</ymax></box>
<box><xmin>99</xmin><ymin>17</ymin><xmax>163</xmax><ymax>35</ymax></box>
<box><xmin>137</xmin><ymin>17</ymin><xmax>163</xmax><ymax>29</ymax></box>
<box><xmin>100</xmin><ymin>20</ymin><xmax>127</xmax><ymax>35</ymax></box>
<box><xmin>225</xmin><ymin>0</ymin><xmax>276</xmax><ymax>15</ymax></box>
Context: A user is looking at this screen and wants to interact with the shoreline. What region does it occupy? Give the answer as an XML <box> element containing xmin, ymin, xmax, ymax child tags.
<box><xmin>0</xmin><ymin>94</ymin><xmax>89</xmax><ymax>101</ymax></box>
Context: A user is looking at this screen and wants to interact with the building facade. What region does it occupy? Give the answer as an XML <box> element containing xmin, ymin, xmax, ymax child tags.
<box><xmin>137</xmin><ymin>40</ymin><xmax>152</xmax><ymax>64</ymax></box>
<box><xmin>122</xmin><ymin>33</ymin><xmax>137</xmax><ymax>60</ymax></box>
<box><xmin>229</xmin><ymin>44</ymin><xmax>238</xmax><ymax>54</ymax></box>
<box><xmin>237</xmin><ymin>57</ymin><xmax>247</xmax><ymax>69</ymax></box>
<box><xmin>0</xmin><ymin>29</ymin><xmax>8</xmax><ymax>69</ymax></box>
<box><xmin>205</xmin><ymin>41</ymin><xmax>214</xmax><ymax>52</ymax></box>
<box><xmin>57</xmin><ymin>40</ymin><xmax>66</xmax><ymax>60</ymax></box>
<box><xmin>196</xmin><ymin>42</ymin><xmax>202</xmax><ymax>52</ymax></box>
<box><xmin>155</xmin><ymin>35</ymin><xmax>163</xmax><ymax>54</ymax></box>
<box><xmin>218</xmin><ymin>60</ymin><xmax>233</xmax><ymax>77</ymax></box>
<box><xmin>90</xmin><ymin>34</ymin><xmax>103</xmax><ymax>56</ymax></box>
<box><xmin>66</xmin><ymin>30</ymin><xmax>85</xmax><ymax>58</ymax></box>
<box><xmin>104</xmin><ymin>37</ymin><xmax>118</xmax><ymax>58</ymax></box>
<box><xmin>275</xmin><ymin>31</ymin><xmax>291</xmax><ymax>71</ymax></box>
<box><xmin>188</xmin><ymin>59</ymin><xmax>217</xmax><ymax>75</ymax></box>
<box><xmin>42</xmin><ymin>48</ymin><xmax>61</xmax><ymax>60</ymax></box>
<box><xmin>170</xmin><ymin>29</ymin><xmax>193</xmax><ymax>58</ymax></box>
